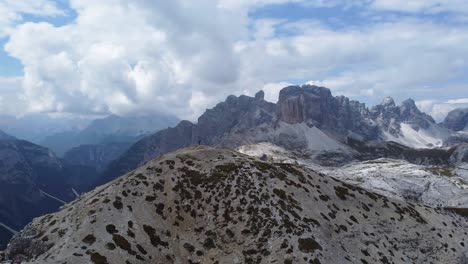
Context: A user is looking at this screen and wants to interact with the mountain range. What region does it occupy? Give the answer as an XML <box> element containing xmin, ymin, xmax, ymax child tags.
<box><xmin>1</xmin><ymin>84</ymin><xmax>468</xmax><ymax>263</ymax></box>
<box><xmin>42</xmin><ymin>114</ymin><xmax>180</xmax><ymax>157</ymax></box>
<box><xmin>102</xmin><ymin>85</ymin><xmax>468</xmax><ymax>183</ymax></box>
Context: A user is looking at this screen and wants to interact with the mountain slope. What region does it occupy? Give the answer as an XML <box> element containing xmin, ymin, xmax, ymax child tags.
<box><xmin>101</xmin><ymin>92</ymin><xmax>275</xmax><ymax>183</ymax></box>
<box><xmin>239</xmin><ymin>142</ymin><xmax>468</xmax><ymax>207</ymax></box>
<box><xmin>42</xmin><ymin>114</ymin><xmax>179</xmax><ymax>156</ymax></box>
<box><xmin>63</xmin><ymin>142</ymin><xmax>132</xmax><ymax>172</ymax></box>
<box><xmin>0</xmin><ymin>131</ymin><xmax>15</xmax><ymax>141</ymax></box>
<box><xmin>0</xmin><ymin>139</ymin><xmax>67</xmax><ymax>249</ymax></box>
<box><xmin>0</xmin><ymin>138</ymin><xmax>100</xmax><ymax>249</ymax></box>
<box><xmin>4</xmin><ymin>146</ymin><xmax>468</xmax><ymax>263</ymax></box>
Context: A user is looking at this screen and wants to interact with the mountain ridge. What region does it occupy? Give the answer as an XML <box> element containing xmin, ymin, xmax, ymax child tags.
<box><xmin>42</xmin><ymin>114</ymin><xmax>180</xmax><ymax>157</ymax></box>
<box><xmin>4</xmin><ymin>146</ymin><xmax>468</xmax><ymax>263</ymax></box>
<box><xmin>102</xmin><ymin>84</ymin><xmax>461</xmax><ymax>183</ymax></box>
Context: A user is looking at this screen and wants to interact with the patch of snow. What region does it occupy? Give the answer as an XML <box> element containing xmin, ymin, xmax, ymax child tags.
<box><xmin>384</xmin><ymin>123</ymin><xmax>449</xmax><ymax>149</ymax></box>
<box><xmin>239</xmin><ymin>142</ymin><xmax>468</xmax><ymax>208</ymax></box>
<box><xmin>237</xmin><ymin>143</ymin><xmax>297</xmax><ymax>163</ymax></box>
<box><xmin>275</xmin><ymin>122</ymin><xmax>347</xmax><ymax>152</ymax></box>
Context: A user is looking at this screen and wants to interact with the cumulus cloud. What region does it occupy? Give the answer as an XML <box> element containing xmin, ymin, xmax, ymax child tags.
<box><xmin>0</xmin><ymin>0</ymin><xmax>63</xmax><ymax>37</ymax></box>
<box><xmin>2</xmin><ymin>0</ymin><xmax>468</xmax><ymax>121</ymax></box>
<box><xmin>5</xmin><ymin>0</ymin><xmax>244</xmax><ymax>118</ymax></box>
<box><xmin>416</xmin><ymin>98</ymin><xmax>468</xmax><ymax>122</ymax></box>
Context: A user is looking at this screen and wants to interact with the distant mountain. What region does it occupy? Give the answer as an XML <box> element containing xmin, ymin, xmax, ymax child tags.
<box><xmin>443</xmin><ymin>107</ymin><xmax>468</xmax><ymax>131</ymax></box>
<box><xmin>42</xmin><ymin>114</ymin><xmax>179</xmax><ymax>156</ymax></box>
<box><xmin>4</xmin><ymin>147</ymin><xmax>468</xmax><ymax>263</ymax></box>
<box><xmin>63</xmin><ymin>142</ymin><xmax>132</xmax><ymax>172</ymax></box>
<box><xmin>369</xmin><ymin>98</ymin><xmax>450</xmax><ymax>148</ymax></box>
<box><xmin>102</xmin><ymin>85</ymin><xmax>459</xmax><ymax>183</ymax></box>
<box><xmin>0</xmin><ymin>137</ymin><xmax>99</xmax><ymax>250</ymax></box>
<box><xmin>0</xmin><ymin>114</ymin><xmax>89</xmax><ymax>144</ymax></box>
<box><xmin>442</xmin><ymin>108</ymin><xmax>468</xmax><ymax>146</ymax></box>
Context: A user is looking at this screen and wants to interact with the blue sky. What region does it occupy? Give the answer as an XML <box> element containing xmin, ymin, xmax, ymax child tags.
<box><xmin>1</xmin><ymin>0</ymin><xmax>468</xmax><ymax>121</ymax></box>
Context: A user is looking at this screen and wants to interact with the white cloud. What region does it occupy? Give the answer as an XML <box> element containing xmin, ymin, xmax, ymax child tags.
<box><xmin>4</xmin><ymin>0</ymin><xmax>245</xmax><ymax>118</ymax></box>
<box><xmin>262</xmin><ymin>81</ymin><xmax>293</xmax><ymax>103</ymax></box>
<box><xmin>0</xmin><ymin>0</ymin><xmax>63</xmax><ymax>37</ymax></box>
<box><xmin>370</xmin><ymin>0</ymin><xmax>468</xmax><ymax>14</ymax></box>
<box><xmin>416</xmin><ymin>98</ymin><xmax>468</xmax><ymax>122</ymax></box>
<box><xmin>446</xmin><ymin>98</ymin><xmax>468</xmax><ymax>104</ymax></box>
<box><xmin>2</xmin><ymin>0</ymin><xmax>468</xmax><ymax>121</ymax></box>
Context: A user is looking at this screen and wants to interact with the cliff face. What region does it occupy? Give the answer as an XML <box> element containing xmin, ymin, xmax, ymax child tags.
<box><xmin>4</xmin><ymin>147</ymin><xmax>468</xmax><ymax>264</ymax></box>
<box><xmin>277</xmin><ymin>85</ymin><xmax>378</xmax><ymax>139</ymax></box>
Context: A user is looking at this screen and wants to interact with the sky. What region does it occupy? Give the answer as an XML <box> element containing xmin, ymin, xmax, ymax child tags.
<box><xmin>1</xmin><ymin>0</ymin><xmax>468</xmax><ymax>122</ymax></box>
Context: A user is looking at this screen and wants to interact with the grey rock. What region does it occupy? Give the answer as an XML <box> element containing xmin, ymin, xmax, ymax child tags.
<box><xmin>5</xmin><ymin>146</ymin><xmax>468</xmax><ymax>264</ymax></box>
<box><xmin>370</xmin><ymin>97</ymin><xmax>435</xmax><ymax>137</ymax></box>
<box><xmin>4</xmin><ymin>226</ymin><xmax>52</xmax><ymax>262</ymax></box>
<box><xmin>277</xmin><ymin>85</ymin><xmax>378</xmax><ymax>140</ymax></box>
<box><xmin>443</xmin><ymin>108</ymin><xmax>468</xmax><ymax>132</ymax></box>
<box><xmin>444</xmin><ymin>133</ymin><xmax>468</xmax><ymax>146</ymax></box>
<box><xmin>254</xmin><ymin>90</ymin><xmax>265</xmax><ymax>100</ymax></box>
<box><xmin>450</xmin><ymin>143</ymin><xmax>468</xmax><ymax>164</ymax></box>
<box><xmin>102</xmin><ymin>93</ymin><xmax>276</xmax><ymax>182</ymax></box>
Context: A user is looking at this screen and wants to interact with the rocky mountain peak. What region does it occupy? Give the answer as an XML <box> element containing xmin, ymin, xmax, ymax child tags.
<box><xmin>399</xmin><ymin>99</ymin><xmax>435</xmax><ymax>129</ymax></box>
<box><xmin>4</xmin><ymin>146</ymin><xmax>468</xmax><ymax>263</ymax></box>
<box><xmin>370</xmin><ymin>97</ymin><xmax>436</xmax><ymax>138</ymax></box>
<box><xmin>400</xmin><ymin>98</ymin><xmax>418</xmax><ymax>112</ymax></box>
<box><xmin>254</xmin><ymin>90</ymin><xmax>265</xmax><ymax>100</ymax></box>
<box><xmin>381</xmin><ymin>97</ymin><xmax>396</xmax><ymax>108</ymax></box>
<box><xmin>277</xmin><ymin>85</ymin><xmax>377</xmax><ymax>139</ymax></box>
<box><xmin>443</xmin><ymin>107</ymin><xmax>468</xmax><ymax>131</ymax></box>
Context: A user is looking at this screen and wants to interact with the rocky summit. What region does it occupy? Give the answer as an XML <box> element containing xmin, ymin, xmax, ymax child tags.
<box><xmin>443</xmin><ymin>108</ymin><xmax>468</xmax><ymax>132</ymax></box>
<box><xmin>4</xmin><ymin>146</ymin><xmax>468</xmax><ymax>264</ymax></box>
<box><xmin>103</xmin><ymin>85</ymin><xmax>458</xmax><ymax>184</ymax></box>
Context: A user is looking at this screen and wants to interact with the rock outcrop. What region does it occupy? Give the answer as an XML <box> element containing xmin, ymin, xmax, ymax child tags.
<box><xmin>277</xmin><ymin>85</ymin><xmax>378</xmax><ymax>140</ymax></box>
<box><xmin>443</xmin><ymin>108</ymin><xmax>468</xmax><ymax>132</ymax></box>
<box><xmin>4</xmin><ymin>146</ymin><xmax>468</xmax><ymax>264</ymax></box>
